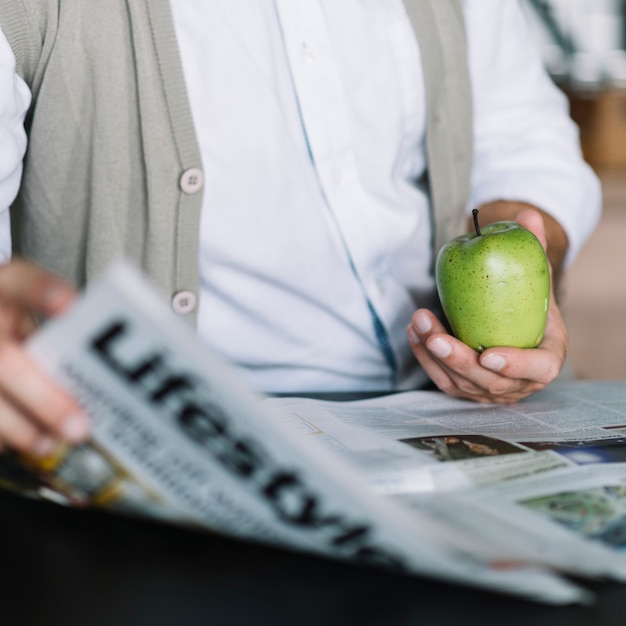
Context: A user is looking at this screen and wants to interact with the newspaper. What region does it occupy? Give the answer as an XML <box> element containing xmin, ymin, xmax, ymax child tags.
<box><xmin>12</xmin><ymin>261</ymin><xmax>623</xmax><ymax>605</ymax></box>
<box><xmin>267</xmin><ymin>384</ymin><xmax>626</xmax><ymax>581</ymax></box>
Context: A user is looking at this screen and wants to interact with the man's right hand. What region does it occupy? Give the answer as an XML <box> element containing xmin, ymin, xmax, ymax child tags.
<box><xmin>0</xmin><ymin>259</ymin><xmax>89</xmax><ymax>456</ymax></box>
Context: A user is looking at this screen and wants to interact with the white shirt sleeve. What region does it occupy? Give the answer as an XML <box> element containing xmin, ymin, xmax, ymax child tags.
<box><xmin>0</xmin><ymin>25</ymin><xmax>32</xmax><ymax>263</ymax></box>
<box><xmin>463</xmin><ymin>0</ymin><xmax>601</xmax><ymax>266</ymax></box>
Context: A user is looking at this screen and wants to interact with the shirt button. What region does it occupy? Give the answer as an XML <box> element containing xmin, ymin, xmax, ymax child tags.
<box><xmin>171</xmin><ymin>290</ymin><xmax>197</xmax><ymax>315</ymax></box>
<box><xmin>179</xmin><ymin>168</ymin><xmax>204</xmax><ymax>194</ymax></box>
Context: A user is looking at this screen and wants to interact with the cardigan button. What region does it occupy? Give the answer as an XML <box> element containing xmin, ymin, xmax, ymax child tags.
<box><xmin>179</xmin><ymin>168</ymin><xmax>204</xmax><ymax>194</ymax></box>
<box><xmin>171</xmin><ymin>290</ymin><xmax>197</xmax><ymax>315</ymax></box>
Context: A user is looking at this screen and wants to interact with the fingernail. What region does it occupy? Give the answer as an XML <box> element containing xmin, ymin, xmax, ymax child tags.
<box><xmin>407</xmin><ymin>325</ymin><xmax>420</xmax><ymax>344</ymax></box>
<box><xmin>61</xmin><ymin>413</ymin><xmax>90</xmax><ymax>442</ymax></box>
<box><xmin>33</xmin><ymin>435</ymin><xmax>57</xmax><ymax>458</ymax></box>
<box><xmin>429</xmin><ymin>337</ymin><xmax>452</xmax><ymax>359</ymax></box>
<box><xmin>413</xmin><ymin>311</ymin><xmax>432</xmax><ymax>334</ymax></box>
<box><xmin>482</xmin><ymin>353</ymin><xmax>506</xmax><ymax>372</ymax></box>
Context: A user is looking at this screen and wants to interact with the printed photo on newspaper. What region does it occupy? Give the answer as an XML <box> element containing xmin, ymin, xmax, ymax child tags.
<box><xmin>6</xmin><ymin>260</ymin><xmax>626</xmax><ymax>605</ymax></box>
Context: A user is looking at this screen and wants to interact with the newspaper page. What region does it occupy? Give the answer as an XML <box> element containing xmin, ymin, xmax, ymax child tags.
<box><xmin>18</xmin><ymin>261</ymin><xmax>588</xmax><ymax>605</ymax></box>
<box><xmin>266</xmin><ymin>382</ymin><xmax>626</xmax><ymax>580</ymax></box>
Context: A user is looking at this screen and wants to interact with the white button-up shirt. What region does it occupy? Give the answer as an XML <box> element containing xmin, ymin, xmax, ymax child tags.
<box><xmin>0</xmin><ymin>0</ymin><xmax>601</xmax><ymax>393</ymax></box>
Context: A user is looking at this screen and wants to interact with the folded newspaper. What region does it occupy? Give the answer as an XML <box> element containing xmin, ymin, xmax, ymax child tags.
<box><xmin>6</xmin><ymin>261</ymin><xmax>626</xmax><ymax>605</ymax></box>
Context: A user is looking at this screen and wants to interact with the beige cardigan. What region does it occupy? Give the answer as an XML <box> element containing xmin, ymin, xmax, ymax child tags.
<box><xmin>0</xmin><ymin>0</ymin><xmax>472</xmax><ymax>320</ymax></box>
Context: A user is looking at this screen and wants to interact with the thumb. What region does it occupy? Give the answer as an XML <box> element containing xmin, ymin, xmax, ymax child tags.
<box><xmin>514</xmin><ymin>208</ymin><xmax>547</xmax><ymax>252</ymax></box>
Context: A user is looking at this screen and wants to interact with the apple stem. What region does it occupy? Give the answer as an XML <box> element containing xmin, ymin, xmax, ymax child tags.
<box><xmin>472</xmin><ymin>208</ymin><xmax>482</xmax><ymax>237</ymax></box>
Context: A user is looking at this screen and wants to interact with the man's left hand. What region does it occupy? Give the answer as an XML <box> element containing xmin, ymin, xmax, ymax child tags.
<box><xmin>407</xmin><ymin>207</ymin><xmax>569</xmax><ymax>404</ymax></box>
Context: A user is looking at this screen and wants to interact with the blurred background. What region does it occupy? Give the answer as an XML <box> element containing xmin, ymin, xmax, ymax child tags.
<box><xmin>526</xmin><ymin>0</ymin><xmax>626</xmax><ymax>380</ymax></box>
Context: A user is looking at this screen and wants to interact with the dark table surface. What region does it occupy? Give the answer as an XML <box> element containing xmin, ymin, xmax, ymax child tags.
<box><xmin>1</xmin><ymin>487</ymin><xmax>625</xmax><ymax>626</ymax></box>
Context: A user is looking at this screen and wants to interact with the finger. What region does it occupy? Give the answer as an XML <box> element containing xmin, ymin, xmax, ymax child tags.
<box><xmin>411</xmin><ymin>331</ymin><xmax>542</xmax><ymax>403</ymax></box>
<box><xmin>408</xmin><ymin>325</ymin><xmax>458</xmax><ymax>392</ymax></box>
<box><xmin>514</xmin><ymin>209</ymin><xmax>547</xmax><ymax>251</ymax></box>
<box><xmin>0</xmin><ymin>395</ymin><xmax>58</xmax><ymax>456</ymax></box>
<box><xmin>409</xmin><ymin>310</ymin><xmax>488</xmax><ymax>393</ymax></box>
<box><xmin>408</xmin><ymin>313</ymin><xmax>507</xmax><ymax>399</ymax></box>
<box><xmin>479</xmin><ymin>292</ymin><xmax>567</xmax><ymax>384</ymax></box>
<box><xmin>408</xmin><ymin>310</ymin><xmax>467</xmax><ymax>390</ymax></box>
<box><xmin>423</xmin><ymin>344</ymin><xmax>543</xmax><ymax>403</ymax></box>
<box><xmin>0</xmin><ymin>343</ymin><xmax>89</xmax><ymax>443</ymax></box>
<box><xmin>0</xmin><ymin>258</ymin><xmax>76</xmax><ymax>318</ymax></box>
<box><xmin>426</xmin><ymin>332</ymin><xmax>536</xmax><ymax>397</ymax></box>
<box><xmin>0</xmin><ymin>298</ymin><xmax>38</xmax><ymax>340</ymax></box>
<box><xmin>409</xmin><ymin>308</ymin><xmax>448</xmax><ymax>340</ymax></box>
<box><xmin>408</xmin><ymin>309</ymin><xmax>544</xmax><ymax>402</ymax></box>
<box><xmin>409</xmin><ymin>310</ymin><xmax>489</xmax><ymax>386</ymax></box>
<box><xmin>412</xmin><ymin>337</ymin><xmax>527</xmax><ymax>403</ymax></box>
<box><xmin>474</xmin><ymin>206</ymin><xmax>565</xmax><ymax>386</ymax></box>
<box><xmin>514</xmin><ymin>208</ymin><xmax>559</xmax><ymax>290</ymax></box>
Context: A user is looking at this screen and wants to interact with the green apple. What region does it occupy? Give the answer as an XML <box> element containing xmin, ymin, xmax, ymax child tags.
<box><xmin>435</xmin><ymin>209</ymin><xmax>550</xmax><ymax>352</ymax></box>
